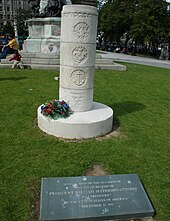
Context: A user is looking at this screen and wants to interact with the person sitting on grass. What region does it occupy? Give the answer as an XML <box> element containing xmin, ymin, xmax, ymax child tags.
<box><xmin>0</xmin><ymin>34</ymin><xmax>18</xmax><ymax>61</ymax></box>
<box><xmin>9</xmin><ymin>50</ymin><xmax>24</xmax><ymax>69</ymax></box>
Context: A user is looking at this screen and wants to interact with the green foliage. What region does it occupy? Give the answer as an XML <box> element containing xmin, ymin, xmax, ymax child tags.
<box><xmin>99</xmin><ymin>0</ymin><xmax>170</xmax><ymax>45</ymax></box>
<box><xmin>99</xmin><ymin>0</ymin><xmax>139</xmax><ymax>44</ymax></box>
<box><xmin>1</xmin><ymin>8</ymin><xmax>31</xmax><ymax>37</ymax></box>
<box><xmin>1</xmin><ymin>21</ymin><xmax>14</xmax><ymax>36</ymax></box>
<box><xmin>0</xmin><ymin>65</ymin><xmax>170</xmax><ymax>221</ymax></box>
<box><xmin>14</xmin><ymin>8</ymin><xmax>31</xmax><ymax>36</ymax></box>
<box><xmin>131</xmin><ymin>0</ymin><xmax>169</xmax><ymax>43</ymax></box>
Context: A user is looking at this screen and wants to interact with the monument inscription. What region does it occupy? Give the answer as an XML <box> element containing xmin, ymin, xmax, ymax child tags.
<box><xmin>40</xmin><ymin>174</ymin><xmax>155</xmax><ymax>221</ymax></box>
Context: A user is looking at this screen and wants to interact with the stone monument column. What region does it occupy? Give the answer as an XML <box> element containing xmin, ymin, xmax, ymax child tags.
<box><xmin>59</xmin><ymin>5</ymin><xmax>98</xmax><ymax>112</ymax></box>
<box><xmin>37</xmin><ymin>4</ymin><xmax>113</xmax><ymax>139</ymax></box>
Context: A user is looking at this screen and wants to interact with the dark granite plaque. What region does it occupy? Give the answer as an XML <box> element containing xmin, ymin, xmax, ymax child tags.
<box><xmin>40</xmin><ymin>174</ymin><xmax>155</xmax><ymax>221</ymax></box>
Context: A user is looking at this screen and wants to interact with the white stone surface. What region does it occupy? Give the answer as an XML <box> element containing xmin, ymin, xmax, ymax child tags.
<box><xmin>60</xmin><ymin>43</ymin><xmax>96</xmax><ymax>66</ymax></box>
<box><xmin>37</xmin><ymin>102</ymin><xmax>113</xmax><ymax>139</ymax></box>
<box><xmin>24</xmin><ymin>18</ymin><xmax>61</xmax><ymax>54</ymax></box>
<box><xmin>60</xmin><ymin>5</ymin><xmax>98</xmax><ymax>112</ymax></box>
<box><xmin>61</xmin><ymin>5</ymin><xmax>98</xmax><ymax>43</ymax></box>
<box><xmin>60</xmin><ymin>66</ymin><xmax>94</xmax><ymax>89</ymax></box>
<box><xmin>41</xmin><ymin>39</ymin><xmax>60</xmax><ymax>54</ymax></box>
<box><xmin>24</xmin><ymin>39</ymin><xmax>42</xmax><ymax>53</ymax></box>
<box><xmin>59</xmin><ymin>87</ymin><xmax>93</xmax><ymax>112</ymax></box>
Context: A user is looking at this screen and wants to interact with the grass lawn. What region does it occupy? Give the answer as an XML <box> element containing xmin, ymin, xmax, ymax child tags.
<box><xmin>0</xmin><ymin>64</ymin><xmax>170</xmax><ymax>221</ymax></box>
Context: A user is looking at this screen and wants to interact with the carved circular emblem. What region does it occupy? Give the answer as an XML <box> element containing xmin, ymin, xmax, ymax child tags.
<box><xmin>73</xmin><ymin>22</ymin><xmax>89</xmax><ymax>39</ymax></box>
<box><xmin>72</xmin><ymin>46</ymin><xmax>88</xmax><ymax>63</ymax></box>
<box><xmin>71</xmin><ymin>69</ymin><xmax>86</xmax><ymax>86</ymax></box>
<box><xmin>48</xmin><ymin>43</ymin><xmax>54</xmax><ymax>52</ymax></box>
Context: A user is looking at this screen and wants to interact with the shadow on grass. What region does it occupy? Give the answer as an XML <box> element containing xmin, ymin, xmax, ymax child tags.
<box><xmin>110</xmin><ymin>101</ymin><xmax>146</xmax><ymax>117</ymax></box>
<box><xmin>0</xmin><ymin>76</ymin><xmax>27</xmax><ymax>81</ymax></box>
<box><xmin>109</xmin><ymin>101</ymin><xmax>146</xmax><ymax>130</ymax></box>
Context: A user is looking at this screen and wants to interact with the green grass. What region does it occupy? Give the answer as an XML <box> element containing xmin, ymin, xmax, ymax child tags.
<box><xmin>0</xmin><ymin>64</ymin><xmax>170</xmax><ymax>221</ymax></box>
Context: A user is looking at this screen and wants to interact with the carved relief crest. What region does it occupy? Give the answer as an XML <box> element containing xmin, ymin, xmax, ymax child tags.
<box><xmin>70</xmin><ymin>69</ymin><xmax>87</xmax><ymax>86</ymax></box>
<box><xmin>73</xmin><ymin>22</ymin><xmax>89</xmax><ymax>39</ymax></box>
<box><xmin>72</xmin><ymin>46</ymin><xmax>88</xmax><ymax>63</ymax></box>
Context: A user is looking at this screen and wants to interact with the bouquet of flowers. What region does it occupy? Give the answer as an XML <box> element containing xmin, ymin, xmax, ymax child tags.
<box><xmin>41</xmin><ymin>99</ymin><xmax>70</xmax><ymax>119</ymax></box>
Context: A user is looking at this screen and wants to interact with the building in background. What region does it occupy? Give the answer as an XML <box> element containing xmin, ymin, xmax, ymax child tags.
<box><xmin>0</xmin><ymin>0</ymin><xmax>29</xmax><ymax>28</ymax></box>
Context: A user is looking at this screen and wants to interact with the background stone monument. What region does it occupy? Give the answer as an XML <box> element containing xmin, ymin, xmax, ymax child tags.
<box><xmin>37</xmin><ymin>5</ymin><xmax>113</xmax><ymax>139</ymax></box>
<box><xmin>23</xmin><ymin>17</ymin><xmax>61</xmax><ymax>54</ymax></box>
<box><xmin>17</xmin><ymin>0</ymin><xmax>126</xmax><ymax>70</ymax></box>
<box><xmin>21</xmin><ymin>0</ymin><xmax>70</xmax><ymax>68</ymax></box>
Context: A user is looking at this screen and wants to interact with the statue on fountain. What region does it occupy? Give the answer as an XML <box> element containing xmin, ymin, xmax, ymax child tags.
<box><xmin>41</xmin><ymin>0</ymin><xmax>67</xmax><ymax>17</ymax></box>
<box><xmin>29</xmin><ymin>0</ymin><xmax>68</xmax><ymax>17</ymax></box>
<box><xmin>28</xmin><ymin>0</ymin><xmax>41</xmax><ymax>17</ymax></box>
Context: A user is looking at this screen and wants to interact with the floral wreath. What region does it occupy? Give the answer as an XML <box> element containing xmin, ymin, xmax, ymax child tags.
<box><xmin>41</xmin><ymin>99</ymin><xmax>71</xmax><ymax>119</ymax></box>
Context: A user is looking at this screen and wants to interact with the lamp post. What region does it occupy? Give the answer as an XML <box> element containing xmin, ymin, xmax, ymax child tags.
<box><xmin>13</xmin><ymin>20</ymin><xmax>18</xmax><ymax>43</ymax></box>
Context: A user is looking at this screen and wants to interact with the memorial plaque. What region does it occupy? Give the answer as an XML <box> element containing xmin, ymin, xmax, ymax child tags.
<box><xmin>40</xmin><ymin>174</ymin><xmax>155</xmax><ymax>221</ymax></box>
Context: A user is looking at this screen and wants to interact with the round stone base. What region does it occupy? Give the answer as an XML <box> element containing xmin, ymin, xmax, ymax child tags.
<box><xmin>37</xmin><ymin>102</ymin><xmax>113</xmax><ymax>139</ymax></box>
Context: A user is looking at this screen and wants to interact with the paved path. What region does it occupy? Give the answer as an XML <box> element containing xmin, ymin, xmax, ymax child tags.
<box><xmin>98</xmin><ymin>51</ymin><xmax>170</xmax><ymax>70</ymax></box>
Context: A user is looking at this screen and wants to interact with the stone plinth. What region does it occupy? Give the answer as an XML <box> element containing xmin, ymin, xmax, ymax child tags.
<box><xmin>22</xmin><ymin>17</ymin><xmax>61</xmax><ymax>66</ymax></box>
<box><xmin>24</xmin><ymin>17</ymin><xmax>61</xmax><ymax>54</ymax></box>
<box><xmin>38</xmin><ymin>102</ymin><xmax>113</xmax><ymax>139</ymax></box>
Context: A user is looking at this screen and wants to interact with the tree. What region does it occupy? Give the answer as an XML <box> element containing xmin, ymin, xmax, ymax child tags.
<box><xmin>130</xmin><ymin>0</ymin><xmax>170</xmax><ymax>50</ymax></box>
<box><xmin>14</xmin><ymin>8</ymin><xmax>31</xmax><ymax>37</ymax></box>
<box><xmin>98</xmin><ymin>0</ymin><xmax>135</xmax><ymax>45</ymax></box>
<box><xmin>1</xmin><ymin>21</ymin><xmax>14</xmax><ymax>36</ymax></box>
<box><xmin>98</xmin><ymin>0</ymin><xmax>170</xmax><ymax>52</ymax></box>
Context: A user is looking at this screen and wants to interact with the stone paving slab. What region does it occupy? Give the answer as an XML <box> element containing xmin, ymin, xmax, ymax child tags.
<box><xmin>98</xmin><ymin>51</ymin><xmax>170</xmax><ymax>70</ymax></box>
